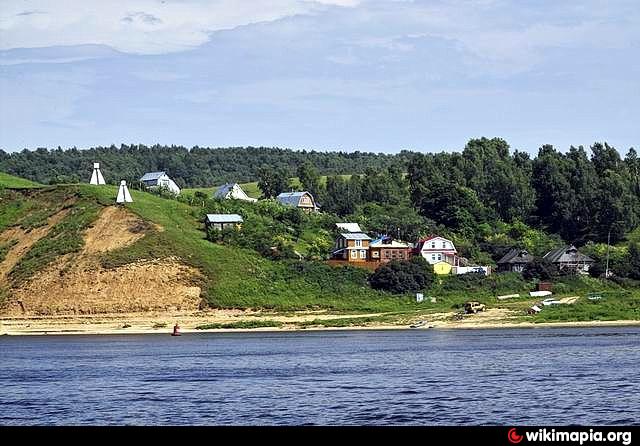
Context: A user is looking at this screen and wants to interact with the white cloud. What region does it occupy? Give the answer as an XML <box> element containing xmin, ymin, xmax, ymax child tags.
<box><xmin>0</xmin><ymin>0</ymin><xmax>362</xmax><ymax>54</ymax></box>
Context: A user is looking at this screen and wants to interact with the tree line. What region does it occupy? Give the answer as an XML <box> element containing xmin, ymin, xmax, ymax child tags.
<box><xmin>1</xmin><ymin>138</ymin><xmax>638</xmax><ymax>248</ymax></box>
<box><xmin>0</xmin><ymin>145</ymin><xmax>405</xmax><ymax>188</ymax></box>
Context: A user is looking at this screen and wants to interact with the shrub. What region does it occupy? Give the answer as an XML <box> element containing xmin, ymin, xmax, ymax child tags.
<box><xmin>369</xmin><ymin>257</ymin><xmax>434</xmax><ymax>294</ymax></box>
<box><xmin>589</xmin><ymin>262</ymin><xmax>605</xmax><ymax>278</ymax></box>
<box><xmin>523</xmin><ymin>258</ymin><xmax>557</xmax><ymax>281</ymax></box>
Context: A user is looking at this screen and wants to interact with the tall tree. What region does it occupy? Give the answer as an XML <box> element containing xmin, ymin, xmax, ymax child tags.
<box><xmin>297</xmin><ymin>161</ymin><xmax>321</xmax><ymax>198</ymax></box>
<box><xmin>257</xmin><ymin>165</ymin><xmax>291</xmax><ymax>199</ymax></box>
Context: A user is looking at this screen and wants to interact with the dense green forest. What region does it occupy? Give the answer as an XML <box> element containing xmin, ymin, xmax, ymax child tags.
<box><xmin>0</xmin><ymin>145</ymin><xmax>405</xmax><ymax>188</ymax></box>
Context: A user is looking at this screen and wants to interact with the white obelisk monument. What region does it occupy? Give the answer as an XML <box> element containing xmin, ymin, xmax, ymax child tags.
<box><xmin>89</xmin><ymin>163</ymin><xmax>106</xmax><ymax>185</ymax></box>
<box><xmin>116</xmin><ymin>180</ymin><xmax>133</xmax><ymax>204</ymax></box>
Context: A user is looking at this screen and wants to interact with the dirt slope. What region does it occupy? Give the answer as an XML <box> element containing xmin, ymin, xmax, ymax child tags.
<box><xmin>82</xmin><ymin>206</ymin><xmax>152</xmax><ymax>254</ymax></box>
<box><xmin>0</xmin><ymin>209</ymin><xmax>69</xmax><ymax>284</ymax></box>
<box><xmin>1</xmin><ymin>206</ymin><xmax>204</xmax><ymax>316</ymax></box>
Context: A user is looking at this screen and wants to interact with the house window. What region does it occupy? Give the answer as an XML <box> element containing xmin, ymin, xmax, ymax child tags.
<box><xmin>360</xmin><ymin>250</ymin><xmax>366</xmax><ymax>259</ymax></box>
<box><xmin>438</xmin><ymin>254</ymin><xmax>442</xmax><ymax>261</ymax></box>
<box><xmin>442</xmin><ymin>242</ymin><xmax>447</xmax><ymax>249</ymax></box>
<box><xmin>432</xmin><ymin>254</ymin><xmax>436</xmax><ymax>261</ymax></box>
<box><xmin>350</xmin><ymin>250</ymin><xmax>357</xmax><ymax>259</ymax></box>
<box><xmin>431</xmin><ymin>242</ymin><xmax>436</xmax><ymax>249</ymax></box>
<box><xmin>355</xmin><ymin>240</ymin><xmax>362</xmax><ymax>247</ymax></box>
<box><xmin>372</xmin><ymin>251</ymin><xmax>379</xmax><ymax>258</ymax></box>
<box><xmin>384</xmin><ymin>251</ymin><xmax>391</xmax><ymax>258</ymax></box>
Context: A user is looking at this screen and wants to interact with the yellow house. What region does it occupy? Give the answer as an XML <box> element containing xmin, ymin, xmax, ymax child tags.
<box><xmin>433</xmin><ymin>261</ymin><xmax>452</xmax><ymax>275</ymax></box>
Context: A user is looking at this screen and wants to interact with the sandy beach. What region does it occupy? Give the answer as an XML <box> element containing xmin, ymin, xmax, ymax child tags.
<box><xmin>2</xmin><ymin>308</ymin><xmax>639</xmax><ymax>335</ymax></box>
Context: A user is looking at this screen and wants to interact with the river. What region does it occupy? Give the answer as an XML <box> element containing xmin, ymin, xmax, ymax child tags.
<box><xmin>1</xmin><ymin>327</ymin><xmax>638</xmax><ymax>425</ymax></box>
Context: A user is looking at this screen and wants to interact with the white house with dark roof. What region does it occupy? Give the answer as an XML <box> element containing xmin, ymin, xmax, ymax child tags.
<box><xmin>139</xmin><ymin>171</ymin><xmax>181</xmax><ymax>195</ymax></box>
<box><xmin>204</xmin><ymin>214</ymin><xmax>243</xmax><ymax>231</ymax></box>
<box><xmin>213</xmin><ymin>183</ymin><xmax>257</xmax><ymax>202</ymax></box>
<box><xmin>276</xmin><ymin>191</ymin><xmax>318</xmax><ymax>212</ymax></box>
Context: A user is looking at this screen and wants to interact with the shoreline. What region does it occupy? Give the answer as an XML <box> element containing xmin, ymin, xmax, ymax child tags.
<box><xmin>2</xmin><ymin>316</ymin><xmax>640</xmax><ymax>336</ymax></box>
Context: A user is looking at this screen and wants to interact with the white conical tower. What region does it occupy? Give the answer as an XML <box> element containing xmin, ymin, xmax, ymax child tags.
<box><xmin>116</xmin><ymin>180</ymin><xmax>133</xmax><ymax>204</ymax></box>
<box><xmin>89</xmin><ymin>163</ymin><xmax>106</xmax><ymax>185</ymax></box>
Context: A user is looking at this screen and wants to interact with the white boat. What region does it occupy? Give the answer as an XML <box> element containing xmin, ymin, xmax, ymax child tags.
<box><xmin>530</xmin><ymin>291</ymin><xmax>552</xmax><ymax>297</ymax></box>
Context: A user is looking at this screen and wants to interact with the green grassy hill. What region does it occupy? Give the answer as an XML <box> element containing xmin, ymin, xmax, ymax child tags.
<box><xmin>0</xmin><ymin>182</ymin><xmax>416</xmax><ymax>312</ymax></box>
<box><xmin>1</xmin><ymin>172</ymin><xmax>638</xmax><ymax>321</ymax></box>
<box><xmin>0</xmin><ymin>172</ymin><xmax>41</xmax><ymax>189</ymax></box>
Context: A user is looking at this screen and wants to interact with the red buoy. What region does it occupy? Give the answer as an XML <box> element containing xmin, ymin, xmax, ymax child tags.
<box><xmin>171</xmin><ymin>323</ymin><xmax>181</xmax><ymax>336</ymax></box>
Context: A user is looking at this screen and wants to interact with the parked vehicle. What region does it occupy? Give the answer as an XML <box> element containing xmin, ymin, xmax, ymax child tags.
<box><xmin>464</xmin><ymin>301</ymin><xmax>486</xmax><ymax>314</ymax></box>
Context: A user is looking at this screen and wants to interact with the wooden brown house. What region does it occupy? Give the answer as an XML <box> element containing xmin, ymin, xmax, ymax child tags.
<box><xmin>369</xmin><ymin>236</ymin><xmax>412</xmax><ymax>264</ymax></box>
<box><xmin>331</xmin><ymin>232</ymin><xmax>372</xmax><ymax>263</ymax></box>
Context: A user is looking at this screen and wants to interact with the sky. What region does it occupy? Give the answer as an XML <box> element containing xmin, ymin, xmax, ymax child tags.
<box><xmin>0</xmin><ymin>0</ymin><xmax>638</xmax><ymax>155</ymax></box>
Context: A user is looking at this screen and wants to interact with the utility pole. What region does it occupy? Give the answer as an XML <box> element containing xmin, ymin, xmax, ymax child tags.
<box><xmin>605</xmin><ymin>229</ymin><xmax>611</xmax><ymax>278</ymax></box>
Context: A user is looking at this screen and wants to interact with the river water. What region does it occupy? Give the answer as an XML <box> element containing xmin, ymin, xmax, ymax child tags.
<box><xmin>1</xmin><ymin>327</ymin><xmax>639</xmax><ymax>425</ymax></box>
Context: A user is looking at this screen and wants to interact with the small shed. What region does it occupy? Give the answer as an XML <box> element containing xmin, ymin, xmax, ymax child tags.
<box><xmin>433</xmin><ymin>261</ymin><xmax>453</xmax><ymax>275</ymax></box>
<box><xmin>204</xmin><ymin>214</ymin><xmax>243</xmax><ymax>231</ymax></box>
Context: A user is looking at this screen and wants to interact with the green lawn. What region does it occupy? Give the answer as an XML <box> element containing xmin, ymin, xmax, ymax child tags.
<box><xmin>0</xmin><ymin>172</ymin><xmax>41</xmax><ymax>189</ymax></box>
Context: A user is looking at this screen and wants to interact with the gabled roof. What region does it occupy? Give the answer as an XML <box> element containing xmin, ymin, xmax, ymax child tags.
<box><xmin>414</xmin><ymin>235</ymin><xmax>456</xmax><ymax>253</ymax></box>
<box><xmin>336</xmin><ymin>223</ymin><xmax>362</xmax><ymax>233</ymax></box>
<box><xmin>418</xmin><ymin>235</ymin><xmax>453</xmax><ymax>244</ymax></box>
<box><xmin>340</xmin><ymin>232</ymin><xmax>371</xmax><ymax>241</ymax></box>
<box><xmin>205</xmin><ymin>214</ymin><xmax>243</xmax><ymax>223</ymax></box>
<box><xmin>140</xmin><ymin>171</ymin><xmax>166</xmax><ymax>182</ymax></box>
<box><xmin>543</xmin><ymin>245</ymin><xmax>594</xmax><ymax>264</ymax></box>
<box><xmin>213</xmin><ymin>183</ymin><xmax>236</xmax><ymax>198</ymax></box>
<box><xmin>498</xmin><ymin>248</ymin><xmax>534</xmax><ymax>264</ymax></box>
<box><xmin>276</xmin><ymin>191</ymin><xmax>315</xmax><ymax>207</ymax></box>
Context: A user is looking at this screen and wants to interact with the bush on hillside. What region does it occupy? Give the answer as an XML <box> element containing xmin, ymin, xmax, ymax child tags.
<box><xmin>369</xmin><ymin>257</ymin><xmax>434</xmax><ymax>294</ymax></box>
<box><xmin>589</xmin><ymin>262</ymin><xmax>605</xmax><ymax>278</ymax></box>
<box><xmin>522</xmin><ymin>258</ymin><xmax>557</xmax><ymax>281</ymax></box>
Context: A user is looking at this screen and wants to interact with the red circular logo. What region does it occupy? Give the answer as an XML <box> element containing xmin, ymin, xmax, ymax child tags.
<box><xmin>508</xmin><ymin>428</ymin><xmax>523</xmax><ymax>444</ymax></box>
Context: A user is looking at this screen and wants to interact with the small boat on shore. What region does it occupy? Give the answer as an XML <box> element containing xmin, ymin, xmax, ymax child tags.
<box><xmin>410</xmin><ymin>320</ymin><xmax>429</xmax><ymax>329</ymax></box>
